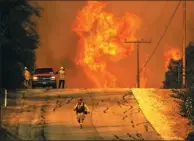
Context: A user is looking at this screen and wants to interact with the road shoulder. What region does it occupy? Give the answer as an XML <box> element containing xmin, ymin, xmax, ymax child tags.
<box><xmin>132</xmin><ymin>88</ymin><xmax>193</xmax><ymax>140</ymax></box>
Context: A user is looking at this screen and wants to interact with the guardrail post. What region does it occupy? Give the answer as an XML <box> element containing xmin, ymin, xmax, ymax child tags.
<box><xmin>4</xmin><ymin>89</ymin><xmax>7</xmax><ymax>107</ymax></box>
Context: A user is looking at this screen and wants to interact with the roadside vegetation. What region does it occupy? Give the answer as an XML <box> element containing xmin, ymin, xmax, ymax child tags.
<box><xmin>163</xmin><ymin>42</ymin><xmax>194</xmax><ymax>140</ymax></box>
<box><xmin>184</xmin><ymin>86</ymin><xmax>194</xmax><ymax>141</ymax></box>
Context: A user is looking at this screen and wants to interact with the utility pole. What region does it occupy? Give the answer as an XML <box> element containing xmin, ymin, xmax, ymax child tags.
<box><xmin>125</xmin><ymin>39</ymin><xmax>151</xmax><ymax>88</ymax></box>
<box><xmin>182</xmin><ymin>0</ymin><xmax>186</xmax><ymax>88</ymax></box>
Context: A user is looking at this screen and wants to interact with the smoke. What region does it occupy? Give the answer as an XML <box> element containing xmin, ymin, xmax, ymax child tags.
<box><xmin>187</xmin><ymin>1</ymin><xmax>194</xmax><ymax>45</ymax></box>
<box><xmin>33</xmin><ymin>1</ymin><xmax>194</xmax><ymax>88</ymax></box>
<box><xmin>34</xmin><ymin>1</ymin><xmax>95</xmax><ymax>88</ymax></box>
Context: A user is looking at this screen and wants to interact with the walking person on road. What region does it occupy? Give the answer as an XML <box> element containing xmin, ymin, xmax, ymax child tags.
<box><xmin>73</xmin><ymin>98</ymin><xmax>90</xmax><ymax>129</ymax></box>
<box><xmin>58</xmin><ymin>67</ymin><xmax>65</xmax><ymax>89</ymax></box>
<box><xmin>24</xmin><ymin>67</ymin><xmax>31</xmax><ymax>88</ymax></box>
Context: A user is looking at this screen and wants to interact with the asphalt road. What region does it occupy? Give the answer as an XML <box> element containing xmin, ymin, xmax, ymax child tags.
<box><xmin>2</xmin><ymin>89</ymin><xmax>163</xmax><ymax>140</ymax></box>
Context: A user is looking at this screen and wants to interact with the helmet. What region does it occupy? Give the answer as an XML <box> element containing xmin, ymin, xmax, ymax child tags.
<box><xmin>78</xmin><ymin>98</ymin><xmax>83</xmax><ymax>102</ymax></box>
<box><xmin>24</xmin><ymin>67</ymin><xmax>27</xmax><ymax>70</ymax></box>
<box><xmin>60</xmin><ymin>67</ymin><xmax>64</xmax><ymax>70</ymax></box>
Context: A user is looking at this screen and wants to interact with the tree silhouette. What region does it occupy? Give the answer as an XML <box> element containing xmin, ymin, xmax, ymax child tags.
<box><xmin>186</xmin><ymin>42</ymin><xmax>194</xmax><ymax>87</ymax></box>
<box><xmin>163</xmin><ymin>42</ymin><xmax>194</xmax><ymax>88</ymax></box>
<box><xmin>163</xmin><ymin>59</ymin><xmax>182</xmax><ymax>88</ymax></box>
<box><xmin>0</xmin><ymin>0</ymin><xmax>41</xmax><ymax>89</ymax></box>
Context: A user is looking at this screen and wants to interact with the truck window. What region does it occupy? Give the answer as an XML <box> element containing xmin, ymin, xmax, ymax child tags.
<box><xmin>34</xmin><ymin>68</ymin><xmax>54</xmax><ymax>74</ymax></box>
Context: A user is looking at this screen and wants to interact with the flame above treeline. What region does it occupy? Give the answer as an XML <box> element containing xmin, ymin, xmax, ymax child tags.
<box><xmin>72</xmin><ymin>1</ymin><xmax>141</xmax><ymax>88</ymax></box>
<box><xmin>164</xmin><ymin>47</ymin><xmax>182</xmax><ymax>70</ymax></box>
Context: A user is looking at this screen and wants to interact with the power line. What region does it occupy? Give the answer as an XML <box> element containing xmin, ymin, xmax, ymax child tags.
<box><xmin>139</xmin><ymin>1</ymin><xmax>181</xmax><ymax>74</ymax></box>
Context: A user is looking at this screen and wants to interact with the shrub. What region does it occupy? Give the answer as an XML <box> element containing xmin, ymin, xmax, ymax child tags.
<box><xmin>180</xmin><ymin>86</ymin><xmax>194</xmax><ymax>124</ymax></box>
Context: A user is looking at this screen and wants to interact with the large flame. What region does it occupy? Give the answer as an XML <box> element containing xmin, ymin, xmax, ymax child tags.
<box><xmin>72</xmin><ymin>1</ymin><xmax>141</xmax><ymax>88</ymax></box>
<box><xmin>164</xmin><ymin>47</ymin><xmax>182</xmax><ymax>70</ymax></box>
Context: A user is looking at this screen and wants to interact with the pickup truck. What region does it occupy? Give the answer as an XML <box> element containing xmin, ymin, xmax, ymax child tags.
<box><xmin>32</xmin><ymin>68</ymin><xmax>57</xmax><ymax>88</ymax></box>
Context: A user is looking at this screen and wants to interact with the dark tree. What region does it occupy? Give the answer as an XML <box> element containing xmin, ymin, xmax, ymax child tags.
<box><xmin>185</xmin><ymin>131</ymin><xmax>194</xmax><ymax>141</ymax></box>
<box><xmin>163</xmin><ymin>42</ymin><xmax>194</xmax><ymax>89</ymax></box>
<box><xmin>163</xmin><ymin>59</ymin><xmax>182</xmax><ymax>89</ymax></box>
<box><xmin>0</xmin><ymin>0</ymin><xmax>41</xmax><ymax>89</ymax></box>
<box><xmin>185</xmin><ymin>42</ymin><xmax>194</xmax><ymax>87</ymax></box>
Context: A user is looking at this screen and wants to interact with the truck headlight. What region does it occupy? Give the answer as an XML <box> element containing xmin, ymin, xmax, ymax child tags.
<box><xmin>33</xmin><ymin>76</ymin><xmax>38</xmax><ymax>80</ymax></box>
<box><xmin>51</xmin><ymin>76</ymin><xmax>55</xmax><ymax>80</ymax></box>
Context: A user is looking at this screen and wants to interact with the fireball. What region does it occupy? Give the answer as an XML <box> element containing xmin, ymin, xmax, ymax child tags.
<box><xmin>72</xmin><ymin>1</ymin><xmax>141</xmax><ymax>88</ymax></box>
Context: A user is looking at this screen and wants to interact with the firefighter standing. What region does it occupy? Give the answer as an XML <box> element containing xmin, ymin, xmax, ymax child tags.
<box><xmin>24</xmin><ymin>67</ymin><xmax>31</xmax><ymax>88</ymax></box>
<box><xmin>73</xmin><ymin>98</ymin><xmax>90</xmax><ymax>128</ymax></box>
<box><xmin>58</xmin><ymin>67</ymin><xmax>65</xmax><ymax>88</ymax></box>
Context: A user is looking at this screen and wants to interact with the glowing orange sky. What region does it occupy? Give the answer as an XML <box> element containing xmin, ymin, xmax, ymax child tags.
<box><xmin>33</xmin><ymin>1</ymin><xmax>194</xmax><ymax>88</ymax></box>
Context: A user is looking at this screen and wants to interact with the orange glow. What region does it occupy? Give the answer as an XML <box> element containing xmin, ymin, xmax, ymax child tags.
<box><xmin>140</xmin><ymin>68</ymin><xmax>147</xmax><ymax>88</ymax></box>
<box><xmin>164</xmin><ymin>47</ymin><xmax>182</xmax><ymax>70</ymax></box>
<box><xmin>72</xmin><ymin>1</ymin><xmax>141</xmax><ymax>88</ymax></box>
<box><xmin>140</xmin><ymin>55</ymin><xmax>149</xmax><ymax>88</ymax></box>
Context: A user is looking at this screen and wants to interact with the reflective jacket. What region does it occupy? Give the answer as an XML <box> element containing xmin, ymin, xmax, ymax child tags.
<box><xmin>24</xmin><ymin>70</ymin><xmax>31</xmax><ymax>80</ymax></box>
<box><xmin>59</xmin><ymin>70</ymin><xmax>65</xmax><ymax>80</ymax></box>
<box><xmin>73</xmin><ymin>102</ymin><xmax>89</xmax><ymax>114</ymax></box>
